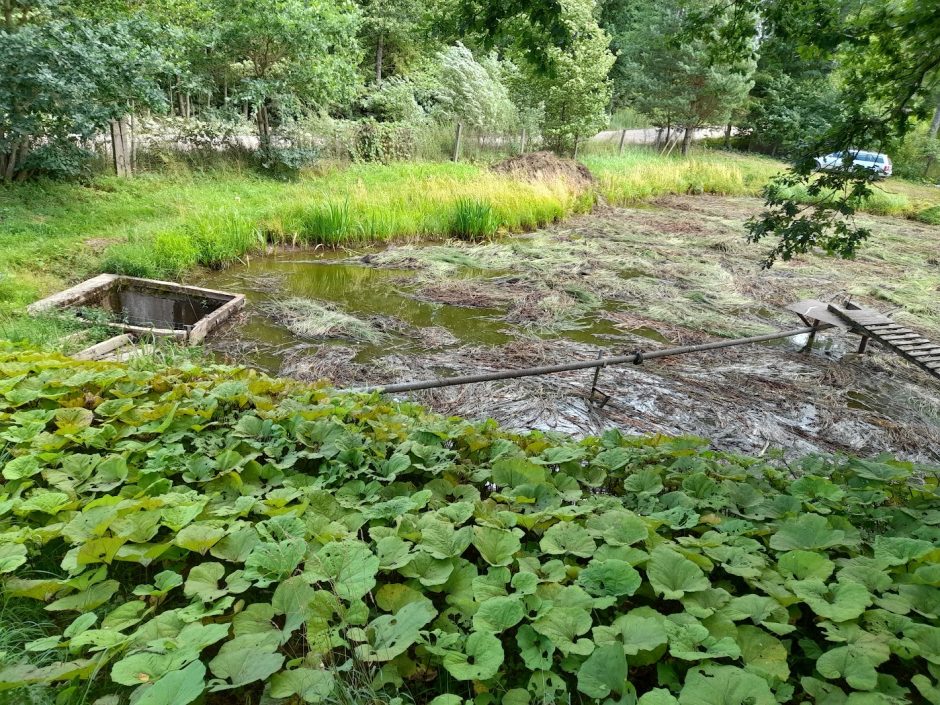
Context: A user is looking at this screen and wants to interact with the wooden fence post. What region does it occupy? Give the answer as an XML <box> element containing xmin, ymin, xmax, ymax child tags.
<box><xmin>520</xmin><ymin>128</ymin><xmax>527</xmax><ymax>154</ymax></box>
<box><xmin>452</xmin><ymin>122</ymin><xmax>463</xmax><ymax>162</ymax></box>
<box><xmin>110</xmin><ymin>117</ymin><xmax>132</xmax><ymax>177</ymax></box>
<box><xmin>618</xmin><ymin>128</ymin><xmax>627</xmax><ymax>155</ymax></box>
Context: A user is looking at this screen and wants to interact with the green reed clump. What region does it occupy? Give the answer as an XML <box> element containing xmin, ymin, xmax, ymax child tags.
<box><xmin>449</xmin><ymin>198</ymin><xmax>501</xmax><ymax>241</ymax></box>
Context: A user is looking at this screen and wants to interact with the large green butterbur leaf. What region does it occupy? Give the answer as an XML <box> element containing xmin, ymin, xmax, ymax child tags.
<box><xmin>473</xmin><ymin>595</ymin><xmax>524</xmax><ymax>632</ymax></box>
<box><xmin>269</xmin><ymin>668</ymin><xmax>335</xmax><ymax>703</ymax></box>
<box><xmin>442</xmin><ymin>631</ymin><xmax>504</xmax><ymax>680</ymax></box>
<box><xmin>577</xmin><ymin>644</ymin><xmax>628</xmax><ymax>699</ymax></box>
<box><xmin>677</xmin><ymin>666</ymin><xmax>776</xmax><ymax>705</ymax></box>
<box><xmin>790</xmin><ymin>579</ymin><xmax>871</xmax><ymax>621</ymax></box>
<box><xmin>208</xmin><ymin>633</ymin><xmax>284</xmax><ymax>690</ymax></box>
<box><xmin>578</xmin><ymin>559</ymin><xmax>642</xmax><ymax>597</ymax></box>
<box><xmin>517</xmin><ymin>625</ymin><xmax>556</xmax><ymax>670</ymax></box>
<box><xmin>272</xmin><ymin>575</ymin><xmax>318</xmax><ymax>633</ymax></box>
<box><xmin>472</xmin><ymin>526</ymin><xmax>521</xmax><ymax>566</ymax></box>
<box><xmin>419</xmin><ymin>518</ymin><xmax>473</xmax><ymax>559</ymax></box>
<box><xmin>112</xmin><ymin>650</ymin><xmax>200</xmax><ymax>687</ymax></box>
<box><xmin>736</xmin><ymin>625</ymin><xmax>789</xmax><ymax>682</ymax></box>
<box><xmin>132</xmin><ymin>661</ymin><xmax>206</xmax><ymax>705</ymax></box>
<box><xmin>533</xmin><ymin>606</ymin><xmax>594</xmax><ymax>655</ymax></box>
<box><xmin>356</xmin><ymin>600</ymin><xmax>436</xmax><ymax>661</ymax></box>
<box><xmin>0</xmin><ymin>543</ymin><xmax>27</xmax><ymax>573</ymax></box>
<box><xmin>647</xmin><ymin>547</ymin><xmax>709</xmax><ymax>600</ymax></box>
<box><xmin>770</xmin><ymin>515</ymin><xmax>848</xmax><ymax>551</ymax></box>
<box><xmin>540</xmin><ymin>521</ymin><xmax>597</xmax><ymax>557</ymax></box>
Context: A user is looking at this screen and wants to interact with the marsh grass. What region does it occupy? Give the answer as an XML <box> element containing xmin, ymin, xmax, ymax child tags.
<box><xmin>449</xmin><ymin>198</ymin><xmax>501</xmax><ymax>240</ymax></box>
<box><xmin>585</xmin><ymin>149</ymin><xmax>784</xmax><ymax>202</ymax></box>
<box><xmin>296</xmin><ymin>200</ymin><xmax>354</xmax><ymax>245</ymax></box>
<box><xmin>266</xmin><ymin>298</ymin><xmax>386</xmax><ymax>343</ymax></box>
<box><xmin>0</xmin><ymin>594</ymin><xmax>58</xmax><ymax>705</ymax></box>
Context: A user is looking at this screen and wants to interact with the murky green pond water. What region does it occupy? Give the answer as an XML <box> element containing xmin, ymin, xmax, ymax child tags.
<box><xmin>197</xmin><ymin>248</ymin><xmax>644</xmax><ymax>373</ymax></box>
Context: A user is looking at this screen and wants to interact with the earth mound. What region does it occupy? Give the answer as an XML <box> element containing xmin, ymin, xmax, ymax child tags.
<box><xmin>492</xmin><ymin>151</ymin><xmax>594</xmax><ymax>191</ymax></box>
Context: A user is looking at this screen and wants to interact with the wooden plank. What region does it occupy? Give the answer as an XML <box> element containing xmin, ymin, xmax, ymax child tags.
<box><xmin>74</xmin><ymin>334</ymin><xmax>133</xmax><ymax>361</ymax></box>
<box><xmin>828</xmin><ymin>303</ymin><xmax>939</xmax><ymax>378</ymax></box>
<box><xmin>865</xmin><ymin>323</ymin><xmax>906</xmax><ymax>332</ymax></box>
<box><xmin>881</xmin><ymin>337</ymin><xmax>929</xmax><ymax>346</ymax></box>
<box><xmin>895</xmin><ymin>342</ymin><xmax>938</xmax><ymax>352</ymax></box>
<box><xmin>786</xmin><ymin>300</ymin><xmax>851</xmax><ymax>329</ymax></box>
<box><xmin>874</xmin><ymin>326</ymin><xmax>915</xmax><ymax>333</ymax></box>
<box><xmin>845</xmin><ymin>311</ymin><xmax>894</xmax><ymax>322</ymax></box>
<box><xmin>879</xmin><ymin>333</ymin><xmax>925</xmax><ymax>342</ymax></box>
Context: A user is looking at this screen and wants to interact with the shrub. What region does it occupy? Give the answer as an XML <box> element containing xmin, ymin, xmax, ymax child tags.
<box><xmin>0</xmin><ymin>351</ymin><xmax>938</xmax><ymax>705</ymax></box>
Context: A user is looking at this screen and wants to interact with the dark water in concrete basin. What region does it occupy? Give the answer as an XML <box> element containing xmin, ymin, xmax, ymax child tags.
<box><xmin>81</xmin><ymin>286</ymin><xmax>223</xmax><ymax>330</ymax></box>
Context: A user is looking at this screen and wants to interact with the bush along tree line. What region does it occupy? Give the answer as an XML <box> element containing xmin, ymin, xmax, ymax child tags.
<box><xmin>0</xmin><ymin>351</ymin><xmax>939</xmax><ymax>704</ymax></box>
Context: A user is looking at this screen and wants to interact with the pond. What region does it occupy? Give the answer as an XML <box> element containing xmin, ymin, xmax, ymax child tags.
<box><xmin>193</xmin><ymin>202</ymin><xmax>940</xmax><ymax>463</ymax></box>
<box><xmin>197</xmin><ymin>247</ymin><xmax>662</xmax><ymax>373</ymax></box>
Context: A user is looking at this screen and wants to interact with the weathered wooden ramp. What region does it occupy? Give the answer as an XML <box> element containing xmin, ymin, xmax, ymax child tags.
<box><xmin>828</xmin><ymin>303</ymin><xmax>940</xmax><ymax>380</ymax></box>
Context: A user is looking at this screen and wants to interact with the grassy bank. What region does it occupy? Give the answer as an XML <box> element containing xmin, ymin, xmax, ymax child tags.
<box><xmin>0</xmin><ymin>162</ymin><xmax>582</xmax><ymax>310</ymax></box>
<box><xmin>1</xmin><ymin>148</ymin><xmax>939</xmax><ymax>347</ymax></box>
<box><xmin>587</xmin><ymin>150</ymin><xmax>940</xmax><ymax>221</ymax></box>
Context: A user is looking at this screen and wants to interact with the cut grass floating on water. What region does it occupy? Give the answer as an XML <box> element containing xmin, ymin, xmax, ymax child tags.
<box><xmin>265</xmin><ymin>297</ymin><xmax>386</xmax><ymax>343</ymax></box>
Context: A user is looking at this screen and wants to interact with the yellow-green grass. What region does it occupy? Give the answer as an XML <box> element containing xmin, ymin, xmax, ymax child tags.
<box><xmin>586</xmin><ymin>149</ymin><xmax>940</xmax><ymax>222</ymax></box>
<box><xmin>0</xmin><ymin>162</ymin><xmax>581</xmax><ymax>311</ymax></box>
<box><xmin>584</xmin><ymin>150</ymin><xmax>785</xmax><ymax>202</ymax></box>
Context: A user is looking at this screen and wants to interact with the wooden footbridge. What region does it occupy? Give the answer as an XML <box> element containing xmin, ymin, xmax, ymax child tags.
<box><xmin>789</xmin><ymin>300</ymin><xmax>940</xmax><ymax>381</ymax></box>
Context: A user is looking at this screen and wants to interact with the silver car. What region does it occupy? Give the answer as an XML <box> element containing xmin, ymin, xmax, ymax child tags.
<box><xmin>815</xmin><ymin>149</ymin><xmax>893</xmax><ymax>178</ymax></box>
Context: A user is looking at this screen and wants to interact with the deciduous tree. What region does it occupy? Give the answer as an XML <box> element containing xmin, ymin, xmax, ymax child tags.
<box><xmin>216</xmin><ymin>0</ymin><xmax>362</xmax><ymax>149</ymax></box>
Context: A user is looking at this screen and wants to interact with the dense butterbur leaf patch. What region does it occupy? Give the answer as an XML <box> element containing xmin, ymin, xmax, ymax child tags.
<box><xmin>0</xmin><ymin>350</ymin><xmax>939</xmax><ymax>705</ymax></box>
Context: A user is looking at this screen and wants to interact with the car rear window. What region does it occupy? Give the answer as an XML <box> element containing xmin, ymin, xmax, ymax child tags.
<box><xmin>854</xmin><ymin>151</ymin><xmax>884</xmax><ymax>163</ymax></box>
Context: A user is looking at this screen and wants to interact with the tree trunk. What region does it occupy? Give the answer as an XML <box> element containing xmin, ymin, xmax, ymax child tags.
<box><xmin>724</xmin><ymin>122</ymin><xmax>732</xmax><ymax>149</ymax></box>
<box><xmin>452</xmin><ymin>122</ymin><xmax>463</xmax><ymax>162</ymax></box>
<box><xmin>924</xmin><ymin>100</ymin><xmax>940</xmax><ymax>177</ymax></box>
<box><xmin>3</xmin><ymin>138</ymin><xmax>21</xmax><ymax>183</ymax></box>
<box><xmin>256</xmin><ymin>104</ymin><xmax>271</xmax><ymax>150</ymax></box>
<box><xmin>375</xmin><ymin>33</ymin><xmax>384</xmax><ymax>84</ymax></box>
<box><xmin>129</xmin><ymin>112</ymin><xmax>136</xmax><ymax>171</ymax></box>
<box><xmin>681</xmin><ymin>127</ymin><xmax>693</xmax><ymax>156</ymax></box>
<box><xmin>929</xmin><ymin>101</ymin><xmax>940</xmax><ymax>140</ymax></box>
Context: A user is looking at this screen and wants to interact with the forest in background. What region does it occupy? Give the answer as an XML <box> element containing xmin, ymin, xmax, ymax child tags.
<box><xmin>2</xmin><ymin>0</ymin><xmax>939</xmax><ymax>184</ymax></box>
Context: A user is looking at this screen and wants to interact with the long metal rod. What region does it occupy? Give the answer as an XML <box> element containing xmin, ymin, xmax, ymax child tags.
<box><xmin>348</xmin><ymin>326</ymin><xmax>817</xmax><ymax>395</ymax></box>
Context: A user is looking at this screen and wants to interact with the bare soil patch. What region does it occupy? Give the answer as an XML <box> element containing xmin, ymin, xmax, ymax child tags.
<box><xmin>492</xmin><ymin>151</ymin><xmax>595</xmax><ymax>192</ymax></box>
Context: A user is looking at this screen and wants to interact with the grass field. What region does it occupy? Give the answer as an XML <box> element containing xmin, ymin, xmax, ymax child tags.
<box><xmin>1</xmin><ymin>147</ymin><xmax>938</xmax><ymax>346</ymax></box>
